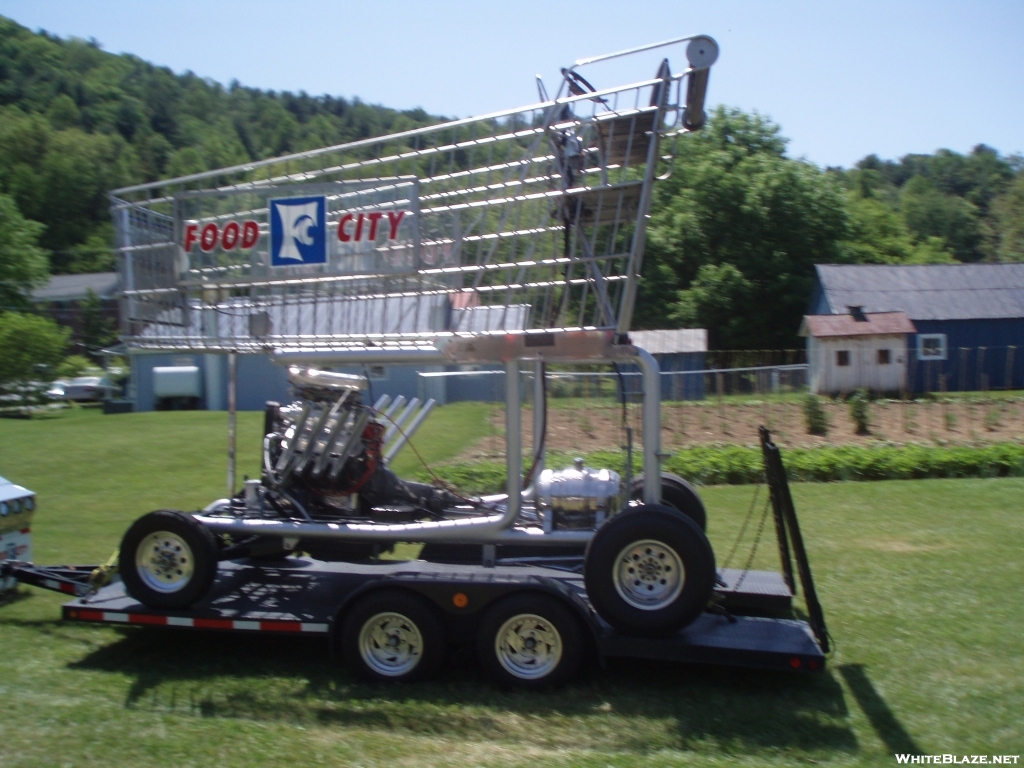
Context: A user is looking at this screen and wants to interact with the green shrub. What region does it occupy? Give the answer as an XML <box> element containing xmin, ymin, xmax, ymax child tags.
<box><xmin>56</xmin><ymin>355</ymin><xmax>93</xmax><ymax>379</ymax></box>
<box><xmin>413</xmin><ymin>442</ymin><xmax>1024</xmax><ymax>493</ymax></box>
<box><xmin>849</xmin><ymin>389</ymin><xmax>870</xmax><ymax>435</ymax></box>
<box><xmin>803</xmin><ymin>393</ymin><xmax>828</xmax><ymax>436</ymax></box>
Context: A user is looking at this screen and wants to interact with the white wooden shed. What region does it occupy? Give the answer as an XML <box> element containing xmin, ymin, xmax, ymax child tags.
<box><xmin>800</xmin><ymin>310</ymin><xmax>916</xmax><ymax>394</ymax></box>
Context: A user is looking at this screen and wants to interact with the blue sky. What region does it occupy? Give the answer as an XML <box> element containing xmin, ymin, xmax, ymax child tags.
<box><xmin>1</xmin><ymin>0</ymin><xmax>1021</xmax><ymax>168</ymax></box>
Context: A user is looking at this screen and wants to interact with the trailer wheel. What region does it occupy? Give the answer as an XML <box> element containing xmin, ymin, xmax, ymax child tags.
<box><xmin>584</xmin><ymin>504</ymin><xmax>715</xmax><ymax>635</ymax></box>
<box><xmin>120</xmin><ymin>510</ymin><xmax>218</xmax><ymax>609</ymax></box>
<box><xmin>630</xmin><ymin>473</ymin><xmax>707</xmax><ymax>531</ymax></box>
<box><xmin>477</xmin><ymin>593</ymin><xmax>582</xmax><ymax>689</ymax></box>
<box><xmin>342</xmin><ymin>590</ymin><xmax>444</xmax><ymax>683</ymax></box>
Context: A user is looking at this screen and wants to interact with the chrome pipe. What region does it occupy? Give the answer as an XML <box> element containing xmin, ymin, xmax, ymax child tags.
<box><xmin>327</xmin><ymin>410</ymin><xmax>371</xmax><ymax>481</ymax></box>
<box><xmin>383</xmin><ymin>399</ymin><xmax>435</xmax><ymax>463</ymax></box>
<box><xmin>505</xmin><ymin>360</ymin><xmax>521</xmax><ymax>524</ymax></box>
<box><xmin>382</xmin><ymin>395</ymin><xmax>406</xmax><ymax>420</ymax></box>
<box><xmin>273</xmin><ymin>348</ymin><xmax>447</xmax><ymax>366</ymax></box>
<box><xmin>274</xmin><ymin>403</ymin><xmax>310</xmax><ymax>473</ymax></box>
<box><xmin>384</xmin><ymin>397</ymin><xmax>419</xmax><ymax>443</ymax></box>
<box><xmin>635</xmin><ymin>347</ymin><xmax>663</xmax><ymax>504</ymax></box>
<box><xmin>193</xmin><ymin>513</ymin><xmax>592</xmax><ymax>546</ymax></box>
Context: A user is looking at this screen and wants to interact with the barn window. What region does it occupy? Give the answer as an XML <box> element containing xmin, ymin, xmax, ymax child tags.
<box><xmin>917</xmin><ymin>334</ymin><xmax>948</xmax><ymax>361</ymax></box>
<box><xmin>877</xmin><ymin>349</ymin><xmax>891</xmax><ymax>365</ymax></box>
<box><xmin>836</xmin><ymin>350</ymin><xmax>850</xmax><ymax>366</ymax></box>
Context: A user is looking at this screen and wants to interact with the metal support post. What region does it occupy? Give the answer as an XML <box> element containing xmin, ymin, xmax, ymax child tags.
<box><xmin>635</xmin><ymin>348</ymin><xmax>662</xmax><ymax>504</ymax></box>
<box><xmin>505</xmin><ymin>360</ymin><xmax>521</xmax><ymax>521</ymax></box>
<box><xmin>227</xmin><ymin>351</ymin><xmax>237</xmax><ymax>497</ymax></box>
<box><xmin>532</xmin><ymin>360</ymin><xmax>545</xmax><ymax>478</ymax></box>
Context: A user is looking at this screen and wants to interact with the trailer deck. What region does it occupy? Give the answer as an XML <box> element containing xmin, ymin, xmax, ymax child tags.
<box><xmin>37</xmin><ymin>557</ymin><xmax>824</xmax><ymax>674</ymax></box>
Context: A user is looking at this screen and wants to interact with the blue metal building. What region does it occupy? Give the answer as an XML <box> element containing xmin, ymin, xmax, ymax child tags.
<box><xmin>809</xmin><ymin>264</ymin><xmax>1024</xmax><ymax>392</ymax></box>
<box><xmin>128</xmin><ymin>327</ymin><xmax>707</xmax><ymax>411</ymax></box>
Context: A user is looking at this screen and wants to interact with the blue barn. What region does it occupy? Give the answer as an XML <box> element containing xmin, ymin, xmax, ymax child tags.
<box><xmin>809</xmin><ymin>264</ymin><xmax>1024</xmax><ymax>392</ymax></box>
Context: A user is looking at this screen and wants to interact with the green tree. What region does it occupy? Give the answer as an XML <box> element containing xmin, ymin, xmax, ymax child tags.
<box><xmin>901</xmin><ymin>176</ymin><xmax>983</xmax><ymax>262</ymax></box>
<box><xmin>0</xmin><ymin>14</ymin><xmax>440</xmax><ymax>275</ymax></box>
<box><xmin>992</xmin><ymin>173</ymin><xmax>1024</xmax><ymax>261</ymax></box>
<box><xmin>638</xmin><ymin>107</ymin><xmax>848</xmax><ymax>349</ymax></box>
<box><xmin>841</xmin><ymin>194</ymin><xmax>955</xmax><ymax>264</ymax></box>
<box><xmin>0</xmin><ymin>312</ymin><xmax>69</xmax><ymax>406</ymax></box>
<box><xmin>0</xmin><ymin>193</ymin><xmax>49</xmax><ymax>310</ymax></box>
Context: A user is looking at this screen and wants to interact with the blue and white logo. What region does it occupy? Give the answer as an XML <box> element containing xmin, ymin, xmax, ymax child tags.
<box><xmin>270</xmin><ymin>195</ymin><xmax>327</xmax><ymax>266</ymax></box>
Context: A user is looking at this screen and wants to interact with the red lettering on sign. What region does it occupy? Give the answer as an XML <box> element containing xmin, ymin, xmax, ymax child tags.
<box><xmin>241</xmin><ymin>220</ymin><xmax>260</xmax><ymax>249</ymax></box>
<box><xmin>338</xmin><ymin>213</ymin><xmax>354</xmax><ymax>242</ymax></box>
<box><xmin>200</xmin><ymin>223</ymin><xmax>219</xmax><ymax>252</ymax></box>
<box><xmin>367</xmin><ymin>211</ymin><xmax>384</xmax><ymax>240</ymax></box>
<box><xmin>184</xmin><ymin>223</ymin><xmax>200</xmax><ymax>252</ymax></box>
<box><xmin>354</xmin><ymin>213</ymin><xmax>365</xmax><ymax>241</ymax></box>
<box><xmin>221</xmin><ymin>221</ymin><xmax>240</xmax><ymax>250</ymax></box>
<box><xmin>387</xmin><ymin>210</ymin><xmax>406</xmax><ymax>239</ymax></box>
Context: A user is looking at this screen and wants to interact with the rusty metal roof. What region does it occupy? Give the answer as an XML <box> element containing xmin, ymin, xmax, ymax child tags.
<box><xmin>800</xmin><ymin>312</ymin><xmax>916</xmax><ymax>338</ymax></box>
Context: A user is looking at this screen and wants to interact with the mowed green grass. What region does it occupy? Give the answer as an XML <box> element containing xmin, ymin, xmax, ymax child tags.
<box><xmin>1</xmin><ymin>408</ymin><xmax>1022</xmax><ymax>767</ymax></box>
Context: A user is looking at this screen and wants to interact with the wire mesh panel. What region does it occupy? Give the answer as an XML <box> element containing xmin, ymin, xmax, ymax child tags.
<box><xmin>113</xmin><ymin>36</ymin><xmax>718</xmax><ymax>354</ymax></box>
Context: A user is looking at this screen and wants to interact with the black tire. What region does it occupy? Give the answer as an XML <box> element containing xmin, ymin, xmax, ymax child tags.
<box><xmin>119</xmin><ymin>510</ymin><xmax>219</xmax><ymax>609</ymax></box>
<box><xmin>476</xmin><ymin>593</ymin><xmax>583</xmax><ymax>689</ymax></box>
<box><xmin>584</xmin><ymin>504</ymin><xmax>715</xmax><ymax>635</ymax></box>
<box><xmin>341</xmin><ymin>590</ymin><xmax>444</xmax><ymax>683</ymax></box>
<box><xmin>630</xmin><ymin>473</ymin><xmax>707</xmax><ymax>531</ymax></box>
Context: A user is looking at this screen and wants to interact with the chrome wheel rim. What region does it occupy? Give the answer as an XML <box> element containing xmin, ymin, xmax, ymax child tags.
<box><xmin>612</xmin><ymin>539</ymin><xmax>685</xmax><ymax>610</ymax></box>
<box><xmin>358</xmin><ymin>612</ymin><xmax>424</xmax><ymax>677</ymax></box>
<box><xmin>136</xmin><ymin>531</ymin><xmax>195</xmax><ymax>593</ymax></box>
<box><xmin>494</xmin><ymin>613</ymin><xmax>562</xmax><ymax>680</ymax></box>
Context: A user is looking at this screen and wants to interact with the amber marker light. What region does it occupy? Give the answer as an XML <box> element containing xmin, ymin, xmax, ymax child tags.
<box><xmin>452</xmin><ymin>592</ymin><xmax>469</xmax><ymax>608</ymax></box>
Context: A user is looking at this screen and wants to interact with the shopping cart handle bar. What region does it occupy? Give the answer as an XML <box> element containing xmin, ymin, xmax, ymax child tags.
<box><xmin>572</xmin><ymin>34</ymin><xmax>718</xmax><ymax>69</ymax></box>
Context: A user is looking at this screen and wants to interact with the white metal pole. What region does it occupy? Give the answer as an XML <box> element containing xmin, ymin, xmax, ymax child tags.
<box><xmin>227</xmin><ymin>351</ymin><xmax>237</xmax><ymax>496</ymax></box>
<box><xmin>505</xmin><ymin>360</ymin><xmax>521</xmax><ymax>520</ymax></box>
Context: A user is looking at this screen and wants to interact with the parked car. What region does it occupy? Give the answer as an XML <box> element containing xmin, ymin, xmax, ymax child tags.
<box><xmin>44</xmin><ymin>380</ymin><xmax>69</xmax><ymax>400</ymax></box>
<box><xmin>61</xmin><ymin>376</ymin><xmax>119</xmax><ymax>402</ymax></box>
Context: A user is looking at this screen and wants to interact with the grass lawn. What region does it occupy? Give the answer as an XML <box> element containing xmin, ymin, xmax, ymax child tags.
<box><xmin>1</xmin><ymin>408</ymin><xmax>1022</xmax><ymax>766</ymax></box>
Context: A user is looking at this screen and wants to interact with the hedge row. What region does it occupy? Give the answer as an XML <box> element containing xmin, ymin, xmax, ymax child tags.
<box><xmin>411</xmin><ymin>442</ymin><xmax>1024</xmax><ymax>494</ymax></box>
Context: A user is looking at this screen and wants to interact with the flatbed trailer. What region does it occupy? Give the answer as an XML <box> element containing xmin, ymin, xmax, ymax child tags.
<box><xmin>3</xmin><ymin>557</ymin><xmax>823</xmax><ymax>680</ymax></box>
<box><xmin>1</xmin><ymin>428</ymin><xmax>829</xmax><ymax>686</ymax></box>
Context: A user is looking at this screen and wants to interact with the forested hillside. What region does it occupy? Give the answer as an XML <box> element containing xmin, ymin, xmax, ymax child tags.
<box><xmin>0</xmin><ymin>15</ymin><xmax>439</xmax><ymax>274</ymax></box>
<box><xmin>0</xmin><ymin>16</ymin><xmax>1022</xmax><ymax>348</ymax></box>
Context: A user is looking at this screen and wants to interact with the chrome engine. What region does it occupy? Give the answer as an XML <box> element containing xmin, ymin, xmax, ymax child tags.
<box><xmin>262</xmin><ymin>367</ymin><xmax>459</xmax><ymax>521</ymax></box>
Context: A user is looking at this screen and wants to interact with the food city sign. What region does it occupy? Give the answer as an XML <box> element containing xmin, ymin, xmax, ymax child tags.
<box><xmin>181</xmin><ymin>197</ymin><xmax>412</xmax><ymax>266</ymax></box>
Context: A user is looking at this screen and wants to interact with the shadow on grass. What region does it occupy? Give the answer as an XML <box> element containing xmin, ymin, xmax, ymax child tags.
<box><xmin>0</xmin><ymin>588</ymin><xmax>34</xmax><ymax>607</ymax></box>
<box><xmin>839</xmin><ymin>664</ymin><xmax>923</xmax><ymax>756</ymax></box>
<box><xmin>70</xmin><ymin>626</ymin><xmax>860</xmax><ymax>756</ymax></box>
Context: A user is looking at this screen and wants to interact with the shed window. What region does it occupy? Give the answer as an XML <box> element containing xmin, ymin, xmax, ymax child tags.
<box><xmin>917</xmin><ymin>334</ymin><xmax>948</xmax><ymax>361</ymax></box>
<box><xmin>836</xmin><ymin>350</ymin><xmax>850</xmax><ymax>366</ymax></box>
<box><xmin>877</xmin><ymin>349</ymin><xmax>891</xmax><ymax>365</ymax></box>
